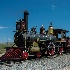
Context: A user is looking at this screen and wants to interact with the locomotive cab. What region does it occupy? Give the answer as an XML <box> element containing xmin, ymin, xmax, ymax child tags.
<box><xmin>54</xmin><ymin>29</ymin><xmax>69</xmax><ymax>54</ymax></box>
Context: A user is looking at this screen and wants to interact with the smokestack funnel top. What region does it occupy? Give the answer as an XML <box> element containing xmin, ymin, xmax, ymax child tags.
<box><xmin>24</xmin><ymin>11</ymin><xmax>29</xmax><ymax>15</ymax></box>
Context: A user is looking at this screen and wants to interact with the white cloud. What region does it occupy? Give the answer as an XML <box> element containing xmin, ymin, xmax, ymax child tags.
<box><xmin>52</xmin><ymin>5</ymin><xmax>55</xmax><ymax>8</ymax></box>
<box><xmin>8</xmin><ymin>38</ymin><xmax>11</xmax><ymax>41</ymax></box>
<box><xmin>3</xmin><ymin>38</ymin><xmax>11</xmax><ymax>41</ymax></box>
<box><xmin>51</xmin><ymin>5</ymin><xmax>55</xmax><ymax>10</ymax></box>
<box><xmin>3</xmin><ymin>38</ymin><xmax>7</xmax><ymax>40</ymax></box>
<box><xmin>0</xmin><ymin>26</ymin><xmax>8</xmax><ymax>29</ymax></box>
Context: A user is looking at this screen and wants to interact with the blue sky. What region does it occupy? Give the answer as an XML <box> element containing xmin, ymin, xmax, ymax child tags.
<box><xmin>0</xmin><ymin>0</ymin><xmax>70</xmax><ymax>43</ymax></box>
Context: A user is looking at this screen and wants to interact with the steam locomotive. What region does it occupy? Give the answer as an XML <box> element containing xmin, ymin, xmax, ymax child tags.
<box><xmin>0</xmin><ymin>11</ymin><xmax>70</xmax><ymax>61</ymax></box>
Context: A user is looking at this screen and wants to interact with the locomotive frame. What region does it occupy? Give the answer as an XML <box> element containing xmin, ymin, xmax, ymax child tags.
<box><xmin>0</xmin><ymin>11</ymin><xmax>70</xmax><ymax>61</ymax></box>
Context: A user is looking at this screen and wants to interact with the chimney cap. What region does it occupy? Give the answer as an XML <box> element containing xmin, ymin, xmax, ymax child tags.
<box><xmin>24</xmin><ymin>11</ymin><xmax>29</xmax><ymax>14</ymax></box>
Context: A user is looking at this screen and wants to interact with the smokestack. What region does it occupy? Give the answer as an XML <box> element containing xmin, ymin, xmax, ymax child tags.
<box><xmin>24</xmin><ymin>11</ymin><xmax>29</xmax><ymax>31</ymax></box>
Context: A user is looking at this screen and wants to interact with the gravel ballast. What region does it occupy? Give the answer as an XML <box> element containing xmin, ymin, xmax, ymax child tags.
<box><xmin>0</xmin><ymin>54</ymin><xmax>70</xmax><ymax>70</ymax></box>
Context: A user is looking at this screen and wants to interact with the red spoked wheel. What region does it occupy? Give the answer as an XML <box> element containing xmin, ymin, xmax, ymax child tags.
<box><xmin>49</xmin><ymin>49</ymin><xmax>54</xmax><ymax>55</ymax></box>
<box><xmin>59</xmin><ymin>47</ymin><xmax>63</xmax><ymax>54</ymax></box>
<box><xmin>23</xmin><ymin>51</ymin><xmax>28</xmax><ymax>59</ymax></box>
<box><xmin>36</xmin><ymin>52</ymin><xmax>41</xmax><ymax>58</ymax></box>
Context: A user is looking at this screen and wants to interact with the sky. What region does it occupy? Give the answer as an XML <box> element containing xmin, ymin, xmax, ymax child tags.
<box><xmin>0</xmin><ymin>0</ymin><xmax>70</xmax><ymax>43</ymax></box>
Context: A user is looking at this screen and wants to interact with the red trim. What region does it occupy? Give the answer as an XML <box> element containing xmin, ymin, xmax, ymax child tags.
<box><xmin>36</xmin><ymin>52</ymin><xmax>41</xmax><ymax>58</ymax></box>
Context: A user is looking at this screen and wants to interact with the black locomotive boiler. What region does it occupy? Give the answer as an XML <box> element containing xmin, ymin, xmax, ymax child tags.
<box><xmin>0</xmin><ymin>11</ymin><xmax>70</xmax><ymax>61</ymax></box>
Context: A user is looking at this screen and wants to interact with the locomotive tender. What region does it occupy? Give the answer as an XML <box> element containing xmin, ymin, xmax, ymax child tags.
<box><xmin>0</xmin><ymin>11</ymin><xmax>70</xmax><ymax>61</ymax></box>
